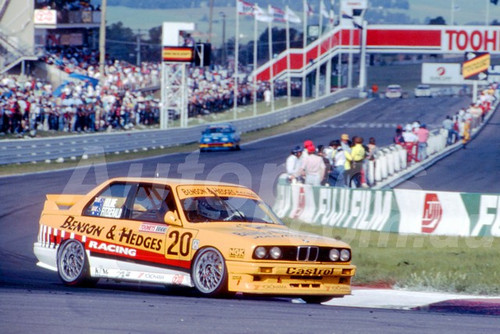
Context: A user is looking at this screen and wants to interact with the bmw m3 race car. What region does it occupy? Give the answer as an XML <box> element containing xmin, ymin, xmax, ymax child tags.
<box><xmin>199</xmin><ymin>123</ymin><xmax>241</xmax><ymax>151</ymax></box>
<box><xmin>34</xmin><ymin>178</ymin><xmax>355</xmax><ymax>303</ymax></box>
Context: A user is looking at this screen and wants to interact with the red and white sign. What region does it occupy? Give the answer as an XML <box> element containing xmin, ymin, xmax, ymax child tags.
<box><xmin>421</xmin><ymin>193</ymin><xmax>443</xmax><ymax>234</ymax></box>
<box><xmin>254</xmin><ymin>24</ymin><xmax>500</xmax><ymax>82</ymax></box>
<box><xmin>443</xmin><ymin>28</ymin><xmax>500</xmax><ymax>52</ymax></box>
<box><xmin>421</xmin><ymin>63</ymin><xmax>466</xmax><ymax>85</ymax></box>
<box><xmin>34</xmin><ymin>9</ymin><xmax>57</xmax><ymax>25</ymax></box>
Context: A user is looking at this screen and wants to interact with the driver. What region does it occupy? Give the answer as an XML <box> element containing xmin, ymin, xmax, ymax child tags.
<box><xmin>197</xmin><ymin>197</ymin><xmax>225</xmax><ymax>220</ymax></box>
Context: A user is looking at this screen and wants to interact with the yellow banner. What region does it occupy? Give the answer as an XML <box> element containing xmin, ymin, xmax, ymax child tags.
<box><xmin>162</xmin><ymin>47</ymin><xmax>193</xmax><ymax>62</ymax></box>
<box><xmin>176</xmin><ymin>185</ymin><xmax>258</xmax><ymax>200</ymax></box>
<box><xmin>462</xmin><ymin>53</ymin><xmax>490</xmax><ymax>79</ymax></box>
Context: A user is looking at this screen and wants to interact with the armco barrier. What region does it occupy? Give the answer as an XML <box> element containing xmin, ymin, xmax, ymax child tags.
<box><xmin>273</xmin><ymin>179</ymin><xmax>500</xmax><ymax>237</ymax></box>
<box><xmin>0</xmin><ymin>88</ymin><xmax>359</xmax><ymax>165</ymax></box>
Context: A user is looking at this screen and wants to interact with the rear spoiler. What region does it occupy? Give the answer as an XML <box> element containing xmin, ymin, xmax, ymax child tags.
<box><xmin>43</xmin><ymin>194</ymin><xmax>85</xmax><ymax>211</ymax></box>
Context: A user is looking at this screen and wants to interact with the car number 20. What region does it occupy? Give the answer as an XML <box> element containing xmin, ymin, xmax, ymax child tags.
<box><xmin>167</xmin><ymin>230</ymin><xmax>193</xmax><ymax>257</ymax></box>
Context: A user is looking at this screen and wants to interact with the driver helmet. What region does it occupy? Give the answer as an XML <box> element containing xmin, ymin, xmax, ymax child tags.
<box><xmin>197</xmin><ymin>197</ymin><xmax>224</xmax><ymax>220</ymax></box>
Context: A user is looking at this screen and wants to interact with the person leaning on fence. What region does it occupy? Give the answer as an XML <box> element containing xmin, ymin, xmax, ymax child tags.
<box><xmin>462</xmin><ymin>114</ymin><xmax>472</xmax><ymax>149</ymax></box>
<box><xmin>363</xmin><ymin>137</ymin><xmax>378</xmax><ymax>187</ymax></box>
<box><xmin>402</xmin><ymin>124</ymin><xmax>419</xmax><ymax>164</ymax></box>
<box><xmin>286</xmin><ymin>145</ymin><xmax>303</xmax><ymax>183</ymax></box>
<box><xmin>317</xmin><ymin>145</ymin><xmax>333</xmax><ymax>186</ymax></box>
<box><xmin>300</xmin><ymin>145</ymin><xmax>326</xmax><ymax>187</ymax></box>
<box><xmin>416</xmin><ymin>123</ymin><xmax>429</xmax><ymax>161</ymax></box>
<box><xmin>344</xmin><ymin>136</ymin><xmax>366</xmax><ymax>187</ymax></box>
<box><xmin>393</xmin><ymin>125</ymin><xmax>405</xmax><ymax>145</ymax></box>
<box><xmin>442</xmin><ymin>116</ymin><xmax>457</xmax><ymax>145</ymax></box>
<box><xmin>331</xmin><ymin>140</ymin><xmax>347</xmax><ymax>187</ymax></box>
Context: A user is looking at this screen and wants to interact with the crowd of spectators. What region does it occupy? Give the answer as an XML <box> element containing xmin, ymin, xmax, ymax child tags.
<box><xmin>35</xmin><ymin>0</ymin><xmax>100</xmax><ymax>11</ymax></box>
<box><xmin>1</xmin><ymin>45</ymin><xmax>294</xmax><ymax>136</ymax></box>
<box><xmin>286</xmin><ymin>135</ymin><xmax>378</xmax><ymax>189</ymax></box>
<box><xmin>285</xmin><ymin>83</ymin><xmax>498</xmax><ymax>189</ymax></box>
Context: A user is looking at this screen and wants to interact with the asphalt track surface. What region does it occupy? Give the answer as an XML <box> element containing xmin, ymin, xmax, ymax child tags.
<box><xmin>1</xmin><ymin>96</ymin><xmax>499</xmax><ymax>333</ymax></box>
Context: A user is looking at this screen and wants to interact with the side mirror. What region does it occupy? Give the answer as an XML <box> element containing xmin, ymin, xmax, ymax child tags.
<box><xmin>164</xmin><ymin>210</ymin><xmax>182</xmax><ymax>226</ymax></box>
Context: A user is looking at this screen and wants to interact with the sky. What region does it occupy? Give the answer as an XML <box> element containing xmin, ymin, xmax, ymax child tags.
<box><xmin>409</xmin><ymin>0</ymin><xmax>500</xmax><ymax>25</ymax></box>
<box><xmin>105</xmin><ymin>0</ymin><xmax>500</xmax><ymax>44</ymax></box>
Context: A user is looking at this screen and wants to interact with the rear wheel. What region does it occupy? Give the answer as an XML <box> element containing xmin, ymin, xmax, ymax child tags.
<box><xmin>191</xmin><ymin>247</ymin><xmax>228</xmax><ymax>297</ymax></box>
<box><xmin>57</xmin><ymin>239</ymin><xmax>96</xmax><ymax>286</ymax></box>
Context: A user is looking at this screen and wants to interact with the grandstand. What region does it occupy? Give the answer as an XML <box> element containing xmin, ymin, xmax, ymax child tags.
<box><xmin>0</xmin><ymin>0</ymin><xmax>100</xmax><ymax>74</ymax></box>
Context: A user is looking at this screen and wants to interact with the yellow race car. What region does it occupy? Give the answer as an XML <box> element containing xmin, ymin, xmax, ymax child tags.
<box><xmin>34</xmin><ymin>177</ymin><xmax>355</xmax><ymax>303</ymax></box>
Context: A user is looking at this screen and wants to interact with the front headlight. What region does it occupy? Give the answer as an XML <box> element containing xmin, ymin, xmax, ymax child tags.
<box><xmin>329</xmin><ymin>249</ymin><xmax>340</xmax><ymax>261</ymax></box>
<box><xmin>221</xmin><ymin>137</ymin><xmax>229</xmax><ymax>142</ymax></box>
<box><xmin>340</xmin><ymin>249</ymin><xmax>351</xmax><ymax>262</ymax></box>
<box><xmin>254</xmin><ymin>246</ymin><xmax>267</xmax><ymax>259</ymax></box>
<box><xmin>269</xmin><ymin>247</ymin><xmax>282</xmax><ymax>259</ymax></box>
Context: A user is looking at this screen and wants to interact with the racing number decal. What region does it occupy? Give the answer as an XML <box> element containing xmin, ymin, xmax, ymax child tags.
<box><xmin>167</xmin><ymin>231</ymin><xmax>193</xmax><ymax>257</ymax></box>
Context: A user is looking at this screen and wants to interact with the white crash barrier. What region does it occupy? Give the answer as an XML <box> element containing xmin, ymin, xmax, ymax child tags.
<box><xmin>398</xmin><ymin>145</ymin><xmax>407</xmax><ymax>169</ymax></box>
<box><xmin>367</xmin><ymin>160</ymin><xmax>375</xmax><ymax>185</ymax></box>
<box><xmin>384</xmin><ymin>148</ymin><xmax>394</xmax><ymax>176</ymax></box>
<box><xmin>371</xmin><ymin>129</ymin><xmax>447</xmax><ymax>184</ymax></box>
<box><xmin>379</xmin><ymin>150</ymin><xmax>389</xmax><ymax>179</ymax></box>
<box><xmin>374</xmin><ymin>151</ymin><xmax>383</xmax><ymax>182</ymax></box>
<box><xmin>427</xmin><ymin>129</ymin><xmax>447</xmax><ymax>155</ymax></box>
<box><xmin>391</xmin><ymin>146</ymin><xmax>401</xmax><ymax>172</ymax></box>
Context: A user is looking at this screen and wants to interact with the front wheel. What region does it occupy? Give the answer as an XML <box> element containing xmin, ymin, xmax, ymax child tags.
<box><xmin>191</xmin><ymin>247</ymin><xmax>228</xmax><ymax>297</ymax></box>
<box><xmin>57</xmin><ymin>239</ymin><xmax>95</xmax><ymax>286</ymax></box>
<box><xmin>300</xmin><ymin>295</ymin><xmax>333</xmax><ymax>304</ymax></box>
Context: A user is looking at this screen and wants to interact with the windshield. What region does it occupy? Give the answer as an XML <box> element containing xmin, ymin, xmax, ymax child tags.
<box><xmin>202</xmin><ymin>126</ymin><xmax>234</xmax><ymax>135</ymax></box>
<box><xmin>181</xmin><ymin>196</ymin><xmax>282</xmax><ymax>224</ymax></box>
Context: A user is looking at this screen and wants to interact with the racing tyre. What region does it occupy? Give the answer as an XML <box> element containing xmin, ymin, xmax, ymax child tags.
<box><xmin>191</xmin><ymin>247</ymin><xmax>228</xmax><ymax>297</ymax></box>
<box><xmin>300</xmin><ymin>295</ymin><xmax>333</xmax><ymax>304</ymax></box>
<box><xmin>57</xmin><ymin>239</ymin><xmax>95</xmax><ymax>286</ymax></box>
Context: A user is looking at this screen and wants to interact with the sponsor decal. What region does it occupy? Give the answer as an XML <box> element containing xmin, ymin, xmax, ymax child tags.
<box><xmin>286</xmin><ymin>267</ymin><xmax>337</xmax><ymax>276</ymax></box>
<box><xmin>422</xmin><ymin>193</ymin><xmax>443</xmax><ymax>233</ymax></box>
<box><xmin>138</xmin><ymin>272</ymin><xmax>167</xmax><ymax>281</ymax></box>
<box><xmin>177</xmin><ymin>185</ymin><xmax>257</xmax><ymax>200</ymax></box>
<box><xmin>88</xmin><ymin>197</ymin><xmax>123</xmax><ymax>218</ymax></box>
<box><xmin>118</xmin><ymin>228</ymin><xmax>163</xmax><ymax>251</ymax></box>
<box><xmin>471</xmin><ymin>195</ymin><xmax>500</xmax><ymax>237</ymax></box>
<box><xmin>444</xmin><ymin>28</ymin><xmax>500</xmax><ymax>52</ymax></box>
<box><xmin>229</xmin><ymin>248</ymin><xmax>245</xmax><ymax>259</ymax></box>
<box><xmin>94</xmin><ymin>267</ymin><xmax>109</xmax><ymax>276</ymax></box>
<box><xmin>172</xmin><ymin>274</ymin><xmax>184</xmax><ymax>285</ymax></box>
<box><xmin>162</xmin><ymin>46</ymin><xmax>194</xmax><ymax>62</ymax></box>
<box><xmin>34</xmin><ymin>9</ymin><xmax>57</xmax><ymax>25</ymax></box>
<box><xmin>88</xmin><ymin>240</ymin><xmax>137</xmax><ymax>257</ymax></box>
<box><xmin>60</xmin><ymin>216</ymin><xmax>104</xmax><ymax>237</ymax></box>
<box><xmin>139</xmin><ymin>223</ymin><xmax>168</xmax><ymax>234</ymax></box>
<box><xmin>192</xmin><ymin>239</ymin><xmax>200</xmax><ymax>250</ymax></box>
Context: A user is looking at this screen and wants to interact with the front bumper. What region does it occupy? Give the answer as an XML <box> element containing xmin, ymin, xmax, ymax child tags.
<box><xmin>226</xmin><ymin>260</ymin><xmax>356</xmax><ymax>296</ymax></box>
<box><xmin>199</xmin><ymin>142</ymin><xmax>236</xmax><ymax>150</ymax></box>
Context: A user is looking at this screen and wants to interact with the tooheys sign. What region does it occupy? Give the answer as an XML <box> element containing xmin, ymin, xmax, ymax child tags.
<box><xmin>366</xmin><ymin>25</ymin><xmax>500</xmax><ymax>54</ymax></box>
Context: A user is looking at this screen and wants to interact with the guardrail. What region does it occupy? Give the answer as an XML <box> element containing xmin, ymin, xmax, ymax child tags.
<box><xmin>0</xmin><ymin>88</ymin><xmax>360</xmax><ymax>165</ymax></box>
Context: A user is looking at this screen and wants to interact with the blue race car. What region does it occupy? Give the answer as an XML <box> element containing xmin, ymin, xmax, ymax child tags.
<box><xmin>199</xmin><ymin>123</ymin><xmax>241</xmax><ymax>152</ymax></box>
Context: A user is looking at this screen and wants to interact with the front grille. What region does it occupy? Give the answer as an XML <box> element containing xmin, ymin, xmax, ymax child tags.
<box><xmin>253</xmin><ymin>245</ymin><xmax>350</xmax><ymax>262</ymax></box>
<box><xmin>296</xmin><ymin>246</ymin><xmax>319</xmax><ymax>261</ymax></box>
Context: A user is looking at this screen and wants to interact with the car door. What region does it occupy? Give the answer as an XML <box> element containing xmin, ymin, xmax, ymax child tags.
<box><xmin>127</xmin><ymin>182</ymin><xmax>197</xmax><ymax>274</ymax></box>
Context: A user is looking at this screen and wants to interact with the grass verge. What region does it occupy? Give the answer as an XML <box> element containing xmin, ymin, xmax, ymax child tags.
<box><xmin>0</xmin><ymin>98</ymin><xmax>363</xmax><ymax>176</ymax></box>
<box><xmin>284</xmin><ymin>218</ymin><xmax>500</xmax><ymax>295</ymax></box>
